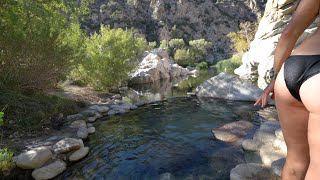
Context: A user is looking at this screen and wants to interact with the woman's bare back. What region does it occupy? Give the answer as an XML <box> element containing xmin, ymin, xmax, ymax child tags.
<box><xmin>292</xmin><ymin>19</ymin><xmax>320</xmax><ymax>55</ymax></box>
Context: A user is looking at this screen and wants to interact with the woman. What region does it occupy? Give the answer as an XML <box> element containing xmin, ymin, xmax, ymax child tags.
<box><xmin>254</xmin><ymin>0</ymin><xmax>320</xmax><ymax>179</ymax></box>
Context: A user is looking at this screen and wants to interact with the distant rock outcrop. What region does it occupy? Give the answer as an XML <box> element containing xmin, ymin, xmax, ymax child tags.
<box><xmin>235</xmin><ymin>0</ymin><xmax>320</xmax><ymax>88</ymax></box>
<box><xmin>130</xmin><ymin>48</ymin><xmax>197</xmax><ymax>84</ymax></box>
<box><xmin>83</xmin><ymin>0</ymin><xmax>266</xmax><ymax>60</ymax></box>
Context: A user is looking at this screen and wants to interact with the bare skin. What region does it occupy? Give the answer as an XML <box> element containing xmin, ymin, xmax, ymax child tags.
<box><xmin>254</xmin><ymin>0</ymin><xmax>320</xmax><ymax>179</ymax></box>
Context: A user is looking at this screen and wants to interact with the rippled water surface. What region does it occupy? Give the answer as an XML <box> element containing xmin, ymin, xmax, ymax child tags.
<box><xmin>59</xmin><ymin>97</ymin><xmax>259</xmax><ymax>180</ymax></box>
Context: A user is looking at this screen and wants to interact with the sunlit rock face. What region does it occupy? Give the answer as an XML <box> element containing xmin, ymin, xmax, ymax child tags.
<box><xmin>235</xmin><ymin>0</ymin><xmax>320</xmax><ymax>88</ymax></box>
<box><xmin>83</xmin><ymin>0</ymin><xmax>266</xmax><ymax>61</ymax></box>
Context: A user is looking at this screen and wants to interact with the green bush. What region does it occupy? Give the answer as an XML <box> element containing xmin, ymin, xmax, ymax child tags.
<box><xmin>189</xmin><ymin>39</ymin><xmax>212</xmax><ymax>62</ymax></box>
<box><xmin>174</xmin><ymin>49</ymin><xmax>194</xmax><ymax>67</ymax></box>
<box><xmin>195</xmin><ymin>62</ymin><xmax>208</xmax><ymax>69</ymax></box>
<box><xmin>0</xmin><ymin>148</ymin><xmax>15</xmax><ymax>176</ymax></box>
<box><xmin>159</xmin><ymin>40</ymin><xmax>168</xmax><ymax>49</ymax></box>
<box><xmin>213</xmin><ymin>55</ymin><xmax>242</xmax><ymax>73</ymax></box>
<box><xmin>169</xmin><ymin>39</ymin><xmax>185</xmax><ymax>49</ymax></box>
<box><xmin>227</xmin><ymin>32</ymin><xmax>248</xmax><ymax>55</ymax></box>
<box><xmin>0</xmin><ymin>0</ymin><xmax>92</xmax><ymax>91</ymax></box>
<box><xmin>74</xmin><ymin>25</ymin><xmax>147</xmax><ymax>90</ymax></box>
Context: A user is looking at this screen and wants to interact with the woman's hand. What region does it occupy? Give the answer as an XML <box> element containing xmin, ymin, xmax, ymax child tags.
<box><xmin>254</xmin><ymin>79</ymin><xmax>276</xmax><ymax>108</ymax></box>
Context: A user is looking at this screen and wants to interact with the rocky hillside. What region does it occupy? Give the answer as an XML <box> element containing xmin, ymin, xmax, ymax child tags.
<box><xmin>82</xmin><ymin>0</ymin><xmax>266</xmax><ymax>61</ymax></box>
<box><xmin>235</xmin><ymin>0</ymin><xmax>320</xmax><ymax>88</ymax></box>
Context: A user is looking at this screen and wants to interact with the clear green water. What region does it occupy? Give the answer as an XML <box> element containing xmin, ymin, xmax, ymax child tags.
<box><xmin>59</xmin><ymin>97</ymin><xmax>259</xmax><ymax>180</ymax></box>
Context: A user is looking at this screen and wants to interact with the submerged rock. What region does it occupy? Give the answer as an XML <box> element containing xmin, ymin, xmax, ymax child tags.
<box><xmin>230</xmin><ymin>163</ymin><xmax>273</xmax><ymax>180</ymax></box>
<box><xmin>77</xmin><ymin>127</ymin><xmax>89</xmax><ymax>139</ymax></box>
<box><xmin>15</xmin><ymin>146</ymin><xmax>52</xmax><ymax>169</ymax></box>
<box><xmin>212</xmin><ymin>120</ymin><xmax>254</xmax><ymax>142</ymax></box>
<box><xmin>32</xmin><ymin>160</ymin><xmax>66</xmax><ymax>180</ymax></box>
<box><xmin>195</xmin><ymin>73</ymin><xmax>266</xmax><ymax>102</ymax></box>
<box><xmin>69</xmin><ymin>147</ymin><xmax>89</xmax><ymax>162</ymax></box>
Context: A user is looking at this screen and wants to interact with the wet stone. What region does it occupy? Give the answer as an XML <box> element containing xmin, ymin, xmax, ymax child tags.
<box><xmin>52</xmin><ymin>138</ymin><xmax>81</xmax><ymax>154</ymax></box>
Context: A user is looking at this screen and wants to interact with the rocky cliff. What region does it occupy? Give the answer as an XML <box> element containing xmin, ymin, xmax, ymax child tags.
<box><xmin>235</xmin><ymin>0</ymin><xmax>320</xmax><ymax>88</ymax></box>
<box><xmin>82</xmin><ymin>0</ymin><xmax>266</xmax><ymax>61</ymax></box>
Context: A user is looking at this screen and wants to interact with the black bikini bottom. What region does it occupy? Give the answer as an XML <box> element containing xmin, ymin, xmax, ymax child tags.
<box><xmin>284</xmin><ymin>55</ymin><xmax>320</xmax><ymax>101</ymax></box>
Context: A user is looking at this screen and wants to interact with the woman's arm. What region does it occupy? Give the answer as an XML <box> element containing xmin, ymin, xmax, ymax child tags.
<box><xmin>273</xmin><ymin>0</ymin><xmax>319</xmax><ymax>72</ymax></box>
<box><xmin>255</xmin><ymin>0</ymin><xmax>319</xmax><ymax>108</ymax></box>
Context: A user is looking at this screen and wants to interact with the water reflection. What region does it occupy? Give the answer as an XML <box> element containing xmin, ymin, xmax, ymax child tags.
<box><xmin>126</xmin><ymin>69</ymin><xmax>218</xmax><ymax>103</ymax></box>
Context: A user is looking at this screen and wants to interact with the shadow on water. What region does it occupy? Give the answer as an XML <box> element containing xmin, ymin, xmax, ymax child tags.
<box><xmin>58</xmin><ymin>97</ymin><xmax>261</xmax><ymax>180</ymax></box>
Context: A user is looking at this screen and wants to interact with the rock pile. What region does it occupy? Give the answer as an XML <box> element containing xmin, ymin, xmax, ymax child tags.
<box><xmin>230</xmin><ymin>119</ymin><xmax>287</xmax><ymax>179</ymax></box>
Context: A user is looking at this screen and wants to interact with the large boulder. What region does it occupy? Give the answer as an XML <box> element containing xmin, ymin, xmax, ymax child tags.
<box><xmin>235</xmin><ymin>0</ymin><xmax>320</xmax><ymax>88</ymax></box>
<box><xmin>130</xmin><ymin>49</ymin><xmax>195</xmax><ymax>84</ymax></box>
<box><xmin>195</xmin><ymin>73</ymin><xmax>264</xmax><ymax>102</ymax></box>
<box><xmin>32</xmin><ymin>160</ymin><xmax>66</xmax><ymax>180</ymax></box>
<box><xmin>212</xmin><ymin>120</ymin><xmax>254</xmax><ymax>142</ymax></box>
<box><xmin>15</xmin><ymin>146</ymin><xmax>52</xmax><ymax>169</ymax></box>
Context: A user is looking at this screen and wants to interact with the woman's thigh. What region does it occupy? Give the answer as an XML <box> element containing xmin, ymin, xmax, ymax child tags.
<box><xmin>300</xmin><ymin>74</ymin><xmax>320</xmax><ymax>166</ymax></box>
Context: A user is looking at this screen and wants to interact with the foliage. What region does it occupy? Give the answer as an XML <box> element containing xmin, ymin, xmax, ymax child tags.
<box><xmin>159</xmin><ymin>40</ymin><xmax>168</xmax><ymax>49</ymax></box>
<box><xmin>0</xmin><ymin>0</ymin><xmax>92</xmax><ymax>92</ymax></box>
<box><xmin>148</xmin><ymin>41</ymin><xmax>157</xmax><ymax>49</ymax></box>
<box><xmin>174</xmin><ymin>49</ymin><xmax>194</xmax><ymax>67</ymax></box>
<box><xmin>213</xmin><ymin>55</ymin><xmax>242</xmax><ymax>74</ymax></box>
<box><xmin>0</xmin><ymin>148</ymin><xmax>15</xmax><ymax>175</ymax></box>
<box><xmin>169</xmin><ymin>39</ymin><xmax>185</xmax><ymax>50</ymax></box>
<box><xmin>195</xmin><ymin>62</ymin><xmax>208</xmax><ymax>69</ymax></box>
<box><xmin>0</xmin><ymin>90</ymin><xmax>78</xmax><ymax>129</ymax></box>
<box><xmin>227</xmin><ymin>32</ymin><xmax>249</xmax><ymax>55</ymax></box>
<box><xmin>0</xmin><ymin>112</ymin><xmax>3</xmax><ymax>127</ymax></box>
<box><xmin>74</xmin><ymin>25</ymin><xmax>148</xmax><ymax>90</ymax></box>
<box><xmin>227</xmin><ymin>21</ymin><xmax>258</xmax><ymax>55</ymax></box>
<box><xmin>188</xmin><ymin>39</ymin><xmax>212</xmax><ymax>62</ymax></box>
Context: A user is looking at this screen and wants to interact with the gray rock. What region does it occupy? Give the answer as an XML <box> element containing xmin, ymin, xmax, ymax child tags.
<box><xmin>130</xmin><ymin>105</ymin><xmax>138</xmax><ymax>110</ymax></box>
<box><xmin>69</xmin><ymin>120</ymin><xmax>86</xmax><ymax>129</ymax></box>
<box><xmin>80</xmin><ymin>109</ymin><xmax>97</xmax><ymax>116</ymax></box>
<box><xmin>15</xmin><ymin>146</ymin><xmax>52</xmax><ymax>169</ymax></box>
<box><xmin>259</xmin><ymin>143</ymin><xmax>286</xmax><ymax>166</ymax></box>
<box><xmin>230</xmin><ymin>163</ymin><xmax>272</xmax><ymax>180</ymax></box>
<box><xmin>212</xmin><ymin>120</ymin><xmax>254</xmax><ymax>142</ymax></box>
<box><xmin>113</xmin><ymin>94</ymin><xmax>122</xmax><ymax>99</ymax></box>
<box><xmin>119</xmin><ymin>109</ymin><xmax>129</xmax><ymax>114</ymax></box>
<box><xmin>242</xmin><ymin>139</ymin><xmax>262</xmax><ymax>151</ymax></box>
<box><xmin>275</xmin><ymin>129</ymin><xmax>284</xmax><ymax>140</ymax></box>
<box><xmin>271</xmin><ymin>158</ymin><xmax>286</xmax><ymax>177</ymax></box>
<box><xmin>110</xmin><ymin>105</ymin><xmax>121</xmax><ymax>111</ymax></box>
<box><xmin>32</xmin><ymin>160</ymin><xmax>66</xmax><ymax>180</ymax></box>
<box><xmin>195</xmin><ymin>73</ymin><xmax>264</xmax><ymax>102</ymax></box>
<box><xmin>88</xmin><ymin>127</ymin><xmax>96</xmax><ymax>134</ymax></box>
<box><xmin>253</xmin><ymin>130</ymin><xmax>277</xmax><ymax>145</ymax></box>
<box><xmin>107</xmin><ymin>110</ymin><xmax>118</xmax><ymax>116</ymax></box>
<box><xmin>77</xmin><ymin>127</ymin><xmax>88</xmax><ymax>139</ymax></box>
<box><xmin>88</xmin><ymin>117</ymin><xmax>97</xmax><ymax>123</ymax></box>
<box><xmin>69</xmin><ymin>147</ymin><xmax>89</xmax><ymax>162</ymax></box>
<box><xmin>135</xmin><ymin>101</ymin><xmax>145</xmax><ymax>107</ymax></box>
<box><xmin>260</xmin><ymin>121</ymin><xmax>280</xmax><ymax>132</ymax></box>
<box><xmin>87</xmin><ymin>123</ymin><xmax>93</xmax><ymax>128</ymax></box>
<box><xmin>67</xmin><ymin>114</ymin><xmax>84</xmax><ymax>121</ymax></box>
<box><xmin>98</xmin><ymin>106</ymin><xmax>109</xmax><ymax>113</ymax></box>
<box><xmin>52</xmin><ymin>138</ymin><xmax>81</xmax><ymax>154</ymax></box>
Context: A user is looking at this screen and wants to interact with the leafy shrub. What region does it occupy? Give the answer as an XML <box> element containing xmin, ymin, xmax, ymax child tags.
<box><xmin>213</xmin><ymin>55</ymin><xmax>242</xmax><ymax>73</ymax></box>
<box><xmin>227</xmin><ymin>32</ymin><xmax>248</xmax><ymax>55</ymax></box>
<box><xmin>159</xmin><ymin>40</ymin><xmax>168</xmax><ymax>49</ymax></box>
<box><xmin>169</xmin><ymin>39</ymin><xmax>185</xmax><ymax>50</ymax></box>
<box><xmin>0</xmin><ymin>0</ymin><xmax>92</xmax><ymax>91</ymax></box>
<box><xmin>189</xmin><ymin>39</ymin><xmax>212</xmax><ymax>62</ymax></box>
<box><xmin>0</xmin><ymin>148</ymin><xmax>15</xmax><ymax>176</ymax></box>
<box><xmin>74</xmin><ymin>25</ymin><xmax>147</xmax><ymax>90</ymax></box>
<box><xmin>195</xmin><ymin>62</ymin><xmax>208</xmax><ymax>69</ymax></box>
<box><xmin>174</xmin><ymin>49</ymin><xmax>194</xmax><ymax>67</ymax></box>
